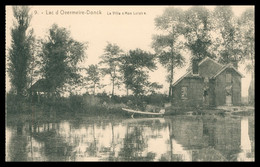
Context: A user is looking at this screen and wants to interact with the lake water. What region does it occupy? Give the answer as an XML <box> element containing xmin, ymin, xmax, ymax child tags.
<box><xmin>5</xmin><ymin>114</ymin><xmax>254</xmax><ymax>161</ymax></box>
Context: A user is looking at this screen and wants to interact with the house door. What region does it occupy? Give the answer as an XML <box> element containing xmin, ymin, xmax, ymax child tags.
<box><xmin>225</xmin><ymin>85</ymin><xmax>232</xmax><ymax>106</ymax></box>
<box><xmin>203</xmin><ymin>78</ymin><xmax>210</xmax><ymax>107</ymax></box>
<box><xmin>225</xmin><ymin>73</ymin><xmax>232</xmax><ymax>106</ymax></box>
<box><xmin>203</xmin><ymin>90</ymin><xmax>209</xmax><ymax>106</ymax></box>
<box><xmin>226</xmin><ymin>95</ymin><xmax>232</xmax><ymax>106</ymax></box>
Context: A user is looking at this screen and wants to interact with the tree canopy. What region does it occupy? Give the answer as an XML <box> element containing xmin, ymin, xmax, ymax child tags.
<box><xmin>41</xmin><ymin>24</ymin><xmax>87</xmax><ymax>94</ymax></box>
<box><xmin>99</xmin><ymin>42</ymin><xmax>123</xmax><ymax>96</ymax></box>
<box><xmin>152</xmin><ymin>7</ymin><xmax>186</xmax><ymax>97</ymax></box>
<box><xmin>182</xmin><ymin>6</ymin><xmax>214</xmax><ymax>62</ymax></box>
<box><xmin>211</xmin><ymin>6</ymin><xmax>242</xmax><ymax>68</ymax></box>
<box><xmin>120</xmin><ymin>48</ymin><xmax>158</xmax><ymax>97</ymax></box>
<box><xmin>84</xmin><ymin>64</ymin><xmax>103</xmax><ymax>95</ymax></box>
<box><xmin>238</xmin><ymin>7</ymin><xmax>255</xmax><ymax>73</ymax></box>
<box><xmin>8</xmin><ymin>6</ymin><xmax>34</xmax><ymax>98</ymax></box>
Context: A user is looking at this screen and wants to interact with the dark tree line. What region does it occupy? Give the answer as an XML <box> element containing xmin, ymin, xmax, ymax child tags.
<box><xmin>8</xmin><ymin>6</ymin><xmax>254</xmax><ymax>103</ymax></box>
<box><xmin>8</xmin><ymin>6</ymin><xmax>87</xmax><ymax>102</ymax></box>
<box><xmin>98</xmin><ymin>44</ymin><xmax>162</xmax><ymax>97</ymax></box>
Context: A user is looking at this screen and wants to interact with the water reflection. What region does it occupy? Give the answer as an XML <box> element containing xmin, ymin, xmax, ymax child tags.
<box><xmin>237</xmin><ymin>117</ymin><xmax>254</xmax><ymax>161</ymax></box>
<box><xmin>6</xmin><ymin>115</ymin><xmax>254</xmax><ymax>161</ymax></box>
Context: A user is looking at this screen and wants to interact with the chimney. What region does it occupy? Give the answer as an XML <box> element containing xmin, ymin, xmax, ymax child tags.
<box><xmin>192</xmin><ymin>59</ymin><xmax>199</xmax><ymax>75</ymax></box>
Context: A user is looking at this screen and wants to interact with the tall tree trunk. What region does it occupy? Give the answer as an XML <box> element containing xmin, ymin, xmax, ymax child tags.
<box><xmin>112</xmin><ymin>78</ymin><xmax>115</xmax><ymax>97</ymax></box>
<box><xmin>30</xmin><ymin>71</ymin><xmax>33</xmax><ymax>103</ymax></box>
<box><xmin>169</xmin><ymin>49</ymin><xmax>174</xmax><ymax>98</ymax></box>
<box><xmin>93</xmin><ymin>83</ymin><xmax>96</xmax><ymax>95</ymax></box>
<box><xmin>168</xmin><ymin>85</ymin><xmax>172</xmax><ymax>98</ymax></box>
<box><xmin>112</xmin><ymin>67</ymin><xmax>116</xmax><ymax>96</ymax></box>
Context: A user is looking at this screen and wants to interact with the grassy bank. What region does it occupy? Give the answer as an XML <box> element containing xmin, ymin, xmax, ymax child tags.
<box><xmin>6</xmin><ymin>93</ymin><xmax>254</xmax><ymax>123</ymax></box>
<box><xmin>6</xmin><ymin>92</ymin><xmax>169</xmax><ymax>111</ymax></box>
<box><xmin>6</xmin><ymin>93</ymin><xmax>170</xmax><ymax>122</ymax></box>
<box><xmin>164</xmin><ymin>105</ymin><xmax>255</xmax><ymax>117</ymax></box>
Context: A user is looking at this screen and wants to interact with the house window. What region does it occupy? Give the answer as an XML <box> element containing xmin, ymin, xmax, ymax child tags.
<box><xmin>181</xmin><ymin>87</ymin><xmax>188</xmax><ymax>99</ymax></box>
<box><xmin>226</xmin><ymin>73</ymin><xmax>232</xmax><ymax>83</ymax></box>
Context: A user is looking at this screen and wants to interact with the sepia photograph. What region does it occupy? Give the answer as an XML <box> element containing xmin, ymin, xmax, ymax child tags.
<box><xmin>5</xmin><ymin>5</ymin><xmax>254</xmax><ymax>161</ymax></box>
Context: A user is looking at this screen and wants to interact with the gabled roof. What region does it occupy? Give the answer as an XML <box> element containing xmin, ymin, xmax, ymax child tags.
<box><xmin>172</xmin><ymin>71</ymin><xmax>192</xmax><ymax>87</ymax></box>
<box><xmin>185</xmin><ymin>57</ymin><xmax>224</xmax><ymax>78</ymax></box>
<box><xmin>212</xmin><ymin>63</ymin><xmax>244</xmax><ymax>78</ymax></box>
<box><xmin>29</xmin><ymin>79</ymin><xmax>50</xmax><ymax>92</ymax></box>
<box><xmin>172</xmin><ymin>57</ymin><xmax>244</xmax><ymax>87</ymax></box>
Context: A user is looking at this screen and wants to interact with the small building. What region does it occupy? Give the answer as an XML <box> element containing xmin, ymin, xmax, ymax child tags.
<box><xmin>29</xmin><ymin>79</ymin><xmax>49</xmax><ymax>93</ymax></box>
<box><xmin>28</xmin><ymin>79</ymin><xmax>51</xmax><ymax>102</ymax></box>
<box><xmin>171</xmin><ymin>57</ymin><xmax>244</xmax><ymax>107</ymax></box>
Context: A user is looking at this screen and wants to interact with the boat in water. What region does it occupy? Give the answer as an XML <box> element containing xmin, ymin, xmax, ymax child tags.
<box><xmin>122</xmin><ymin>108</ymin><xmax>165</xmax><ymax>118</ymax></box>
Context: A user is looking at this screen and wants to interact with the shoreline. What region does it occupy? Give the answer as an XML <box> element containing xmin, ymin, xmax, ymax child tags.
<box><xmin>6</xmin><ymin>103</ymin><xmax>254</xmax><ymax>125</ymax></box>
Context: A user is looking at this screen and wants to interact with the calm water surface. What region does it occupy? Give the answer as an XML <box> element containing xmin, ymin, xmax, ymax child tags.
<box><xmin>6</xmin><ymin>113</ymin><xmax>254</xmax><ymax>161</ymax></box>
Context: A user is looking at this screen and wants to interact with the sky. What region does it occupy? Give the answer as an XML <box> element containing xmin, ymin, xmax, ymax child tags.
<box><xmin>5</xmin><ymin>5</ymin><xmax>254</xmax><ymax>96</ymax></box>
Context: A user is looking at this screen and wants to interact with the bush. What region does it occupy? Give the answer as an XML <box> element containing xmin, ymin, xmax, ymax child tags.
<box><xmin>216</xmin><ymin>111</ymin><xmax>226</xmax><ymax>117</ymax></box>
<box><xmin>96</xmin><ymin>92</ymin><xmax>111</xmax><ymax>103</ymax></box>
<box><xmin>6</xmin><ymin>93</ymin><xmax>29</xmax><ymax>113</ymax></box>
<box><xmin>6</xmin><ymin>92</ymin><xmax>172</xmax><ymax>117</ymax></box>
<box><xmin>144</xmin><ymin>93</ymin><xmax>169</xmax><ymax>106</ymax></box>
<box><xmin>6</xmin><ymin>93</ymin><xmax>16</xmax><ymax>111</ymax></box>
<box><xmin>232</xmin><ymin>110</ymin><xmax>254</xmax><ymax>116</ymax></box>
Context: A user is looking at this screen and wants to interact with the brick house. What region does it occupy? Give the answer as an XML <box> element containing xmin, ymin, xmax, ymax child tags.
<box><xmin>171</xmin><ymin>57</ymin><xmax>244</xmax><ymax>107</ymax></box>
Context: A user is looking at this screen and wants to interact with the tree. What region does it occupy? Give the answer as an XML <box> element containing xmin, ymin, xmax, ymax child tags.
<box><xmin>238</xmin><ymin>8</ymin><xmax>255</xmax><ymax>71</ymax></box>
<box><xmin>147</xmin><ymin>82</ymin><xmax>163</xmax><ymax>95</ymax></box>
<box><xmin>84</xmin><ymin>64</ymin><xmax>103</xmax><ymax>95</ymax></box>
<box><xmin>8</xmin><ymin>6</ymin><xmax>34</xmax><ymax>99</ymax></box>
<box><xmin>212</xmin><ymin>6</ymin><xmax>242</xmax><ymax>68</ymax></box>
<box><xmin>99</xmin><ymin>42</ymin><xmax>123</xmax><ymax>96</ymax></box>
<box><xmin>41</xmin><ymin>24</ymin><xmax>86</xmax><ymax>97</ymax></box>
<box><xmin>182</xmin><ymin>7</ymin><xmax>214</xmax><ymax>62</ymax></box>
<box><xmin>238</xmin><ymin>8</ymin><xmax>255</xmax><ymax>104</ymax></box>
<box><xmin>27</xmin><ymin>38</ymin><xmax>43</xmax><ymax>95</ymax></box>
<box><xmin>120</xmin><ymin>48</ymin><xmax>157</xmax><ymax>97</ymax></box>
<box><xmin>152</xmin><ymin>7</ymin><xmax>186</xmax><ymax>97</ymax></box>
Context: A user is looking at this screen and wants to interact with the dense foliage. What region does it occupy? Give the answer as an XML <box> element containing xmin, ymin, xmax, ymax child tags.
<box><xmin>120</xmin><ymin>48</ymin><xmax>159</xmax><ymax>97</ymax></box>
<box><xmin>99</xmin><ymin>43</ymin><xmax>123</xmax><ymax>96</ymax></box>
<box><xmin>41</xmin><ymin>24</ymin><xmax>86</xmax><ymax>94</ymax></box>
<box><xmin>8</xmin><ymin>6</ymin><xmax>34</xmax><ymax>99</ymax></box>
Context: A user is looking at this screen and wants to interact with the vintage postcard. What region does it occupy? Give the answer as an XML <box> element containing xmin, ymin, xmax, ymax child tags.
<box><xmin>5</xmin><ymin>5</ymin><xmax>254</xmax><ymax>161</ymax></box>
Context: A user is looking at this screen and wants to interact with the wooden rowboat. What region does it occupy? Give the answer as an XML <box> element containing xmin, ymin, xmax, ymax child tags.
<box><xmin>122</xmin><ymin>117</ymin><xmax>165</xmax><ymax>124</ymax></box>
<box><xmin>122</xmin><ymin>108</ymin><xmax>165</xmax><ymax>117</ymax></box>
